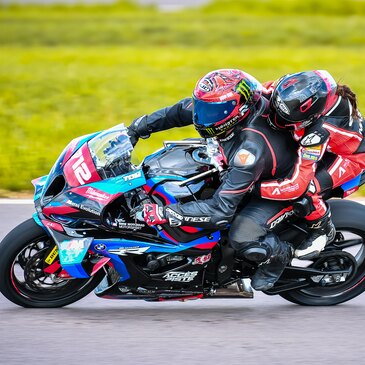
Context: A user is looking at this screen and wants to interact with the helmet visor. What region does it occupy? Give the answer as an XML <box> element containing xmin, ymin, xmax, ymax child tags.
<box><xmin>193</xmin><ymin>97</ymin><xmax>237</xmax><ymax>126</ymax></box>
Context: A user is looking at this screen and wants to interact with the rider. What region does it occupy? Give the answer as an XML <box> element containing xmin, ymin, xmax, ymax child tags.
<box><xmin>258</xmin><ymin>70</ymin><xmax>365</xmax><ymax>259</ymax></box>
<box><xmin>128</xmin><ymin>69</ymin><xmax>297</xmax><ymax>291</ymax></box>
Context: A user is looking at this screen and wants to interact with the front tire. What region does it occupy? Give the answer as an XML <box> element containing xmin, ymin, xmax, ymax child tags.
<box><xmin>280</xmin><ymin>200</ymin><xmax>365</xmax><ymax>306</ymax></box>
<box><xmin>0</xmin><ymin>218</ymin><xmax>103</xmax><ymax>308</ymax></box>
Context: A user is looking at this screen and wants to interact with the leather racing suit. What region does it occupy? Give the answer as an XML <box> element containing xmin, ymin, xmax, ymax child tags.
<box><xmin>129</xmin><ymin>96</ymin><xmax>297</xmax><ymax>290</ymax></box>
<box><xmin>259</xmin><ymin>94</ymin><xmax>365</xmax><ymax>220</ymax></box>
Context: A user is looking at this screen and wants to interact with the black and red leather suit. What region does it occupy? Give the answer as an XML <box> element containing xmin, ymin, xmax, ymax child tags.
<box><xmin>259</xmin><ymin>91</ymin><xmax>365</xmax><ymax>220</ymax></box>
<box><xmin>129</xmin><ymin>96</ymin><xmax>298</xmax><ymax>259</ymax></box>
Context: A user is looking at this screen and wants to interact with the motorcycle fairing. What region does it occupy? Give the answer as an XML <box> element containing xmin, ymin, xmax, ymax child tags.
<box><xmin>39</xmin><ymin>225</ymin><xmax>220</xmax><ymax>279</ymax></box>
<box><xmin>86</xmin><ymin>169</ymin><xmax>147</xmax><ymax>195</ymax></box>
<box><xmin>31</xmin><ymin>175</ymin><xmax>48</xmax><ymax>202</ymax></box>
<box><xmin>60</xmin><ymin>133</ymin><xmax>100</xmax><ymax>168</ymax></box>
<box><xmin>340</xmin><ymin>173</ymin><xmax>362</xmax><ymax>197</ymax></box>
<box><xmin>91</xmin><ymin>232</ymin><xmax>220</xmax><ymax>281</ymax></box>
<box><xmin>63</xmin><ymin>144</ymin><xmax>102</xmax><ymax>187</ymax></box>
<box><xmin>35</xmin><ymin>168</ymin><xmax>147</xmax><ymax>225</ymax></box>
<box><xmin>58</xmin><ymin>238</ymin><xmax>93</xmax><ymax>278</ymax></box>
<box><xmin>41</xmin><ymin>133</ymin><xmax>100</xmax><ymax>195</ymax></box>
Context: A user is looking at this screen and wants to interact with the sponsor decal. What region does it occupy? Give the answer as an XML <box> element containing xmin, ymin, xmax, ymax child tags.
<box><xmin>207</xmin><ymin>115</ymin><xmax>241</xmax><ymax>136</ymax></box>
<box><xmin>166</xmin><ymin>207</ymin><xmax>184</xmax><ymax>221</ymax></box>
<box><xmin>193</xmin><ymin>253</ymin><xmax>211</xmax><ymax>265</ymax></box>
<box><xmin>66</xmin><ymin>199</ymin><xmax>100</xmax><ymax>216</ymax></box>
<box><xmin>71</xmin><ymin>149</ymin><xmax>93</xmax><ymax>185</ymax></box>
<box><xmin>163</xmin><ymin>271</ymin><xmax>199</xmax><ymax>282</ymax></box>
<box><xmin>67</xmin><ymin>199</ymin><xmax>80</xmax><ymax>209</ymax></box>
<box><xmin>82</xmin><ymin>206</ymin><xmax>99</xmax><ymax>215</ymax></box>
<box><xmin>269</xmin><ymin>210</ymin><xmax>295</xmax><ymax>229</ymax></box>
<box><xmin>274</xmin><ymin>95</ymin><xmax>290</xmax><ymax>115</ymax></box>
<box><xmin>85</xmin><ymin>187</ymin><xmax>111</xmax><ymax>202</ymax></box>
<box><xmin>301</xmin><ymin>133</ymin><xmax>322</xmax><ymax>146</ymax></box>
<box><xmin>219</xmin><ymin>131</ymin><xmax>235</xmax><ymax>142</ymax></box>
<box><xmin>271</xmin><ymin>184</ymin><xmax>300</xmax><ymax>196</ymax></box>
<box><xmin>219</xmin><ymin>92</ymin><xmax>234</xmax><ymax>101</ymax></box>
<box><xmin>239</xmin><ymin>104</ymin><xmax>250</xmax><ymax>116</ymax></box>
<box><xmin>113</xmin><ymin>218</ymin><xmax>145</xmax><ymax>231</ymax></box>
<box><xmin>45</xmin><ymin>246</ymin><xmax>59</xmax><ymax>265</ymax></box>
<box><xmin>164</xmin><ymin>210</ymin><xmax>211</xmax><ymax>225</ymax></box>
<box><xmin>205</xmin><ymin>127</ymin><xmax>216</xmax><ymax>136</ymax></box>
<box><xmin>235</xmin><ymin>80</ymin><xmax>252</xmax><ymax>100</ymax></box>
<box><xmin>94</xmin><ymin>243</ymin><xmax>107</xmax><ymax>251</ymax></box>
<box><xmin>108</xmin><ymin>246</ymin><xmax>150</xmax><ymax>256</ymax></box>
<box><xmin>309</xmin><ymin>221</ymin><xmax>322</xmax><ymax>229</ymax></box>
<box><xmin>339</xmin><ymin>166</ymin><xmax>346</xmax><ymax>178</ymax></box>
<box><xmin>301</xmin><ymin>146</ymin><xmax>321</xmax><ymax>161</ymax></box>
<box><xmin>281</xmin><ymin>183</ymin><xmax>300</xmax><ymax>193</ymax></box>
<box><xmin>59</xmin><ymin>238</ymin><xmax>91</xmax><ymax>265</ymax></box>
<box><xmin>122</xmin><ymin>170</ymin><xmax>142</xmax><ymax>182</ymax></box>
<box><xmin>234</xmin><ymin>149</ymin><xmax>256</xmax><ymax>166</ymax></box>
<box><xmin>199</xmin><ymin>79</ymin><xmax>213</xmax><ymax>92</ymax></box>
<box><xmin>344</xmin><ymin>186</ymin><xmax>359</xmax><ymax>198</ymax></box>
<box><xmin>184</xmin><ymin>216</ymin><xmax>211</xmax><ymax>223</ymax></box>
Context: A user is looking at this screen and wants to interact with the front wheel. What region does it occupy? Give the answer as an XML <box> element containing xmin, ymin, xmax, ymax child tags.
<box><xmin>0</xmin><ymin>219</ymin><xmax>103</xmax><ymax>308</ymax></box>
<box><xmin>280</xmin><ymin>200</ymin><xmax>365</xmax><ymax>306</ymax></box>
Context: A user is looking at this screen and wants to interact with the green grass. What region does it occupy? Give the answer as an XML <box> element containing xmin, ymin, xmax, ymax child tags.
<box><xmin>1</xmin><ymin>1</ymin><xmax>365</xmax><ymax>192</ymax></box>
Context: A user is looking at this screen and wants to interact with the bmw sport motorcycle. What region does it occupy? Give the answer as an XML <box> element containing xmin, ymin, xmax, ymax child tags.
<box><xmin>1</xmin><ymin>124</ymin><xmax>365</xmax><ymax>308</ymax></box>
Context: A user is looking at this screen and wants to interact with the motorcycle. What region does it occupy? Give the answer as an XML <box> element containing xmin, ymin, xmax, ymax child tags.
<box><xmin>1</xmin><ymin>123</ymin><xmax>365</xmax><ymax>308</ymax></box>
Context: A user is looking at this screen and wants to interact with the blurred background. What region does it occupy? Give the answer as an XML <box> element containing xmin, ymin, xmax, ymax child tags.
<box><xmin>0</xmin><ymin>0</ymin><xmax>365</xmax><ymax>193</ymax></box>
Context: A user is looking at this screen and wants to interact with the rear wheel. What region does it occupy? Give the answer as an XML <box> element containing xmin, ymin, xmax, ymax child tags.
<box><xmin>0</xmin><ymin>219</ymin><xmax>103</xmax><ymax>308</ymax></box>
<box><xmin>280</xmin><ymin>200</ymin><xmax>365</xmax><ymax>306</ymax></box>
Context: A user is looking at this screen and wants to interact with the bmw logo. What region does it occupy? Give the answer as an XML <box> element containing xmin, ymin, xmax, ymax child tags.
<box><xmin>94</xmin><ymin>243</ymin><xmax>107</xmax><ymax>251</ymax></box>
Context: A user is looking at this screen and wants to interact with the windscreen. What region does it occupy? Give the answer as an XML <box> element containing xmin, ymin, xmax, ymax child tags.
<box><xmin>88</xmin><ymin>123</ymin><xmax>133</xmax><ymax>171</ymax></box>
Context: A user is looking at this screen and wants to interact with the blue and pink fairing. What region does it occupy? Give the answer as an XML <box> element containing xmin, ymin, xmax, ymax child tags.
<box><xmin>31</xmin><ymin>129</ymin><xmax>221</xmax><ymax>279</ymax></box>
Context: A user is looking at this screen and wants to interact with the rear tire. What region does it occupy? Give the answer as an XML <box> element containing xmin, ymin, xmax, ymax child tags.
<box><xmin>280</xmin><ymin>200</ymin><xmax>365</xmax><ymax>306</ymax></box>
<box><xmin>0</xmin><ymin>219</ymin><xmax>103</xmax><ymax>308</ymax></box>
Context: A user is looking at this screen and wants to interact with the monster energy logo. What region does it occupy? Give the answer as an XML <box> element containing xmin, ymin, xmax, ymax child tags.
<box><xmin>205</xmin><ymin>127</ymin><xmax>215</xmax><ymax>135</ymax></box>
<box><xmin>236</xmin><ymin>80</ymin><xmax>251</xmax><ymax>100</ymax></box>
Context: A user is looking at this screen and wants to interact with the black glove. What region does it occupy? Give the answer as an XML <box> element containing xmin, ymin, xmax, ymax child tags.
<box><xmin>127</xmin><ymin>126</ymin><xmax>139</xmax><ymax>147</ymax></box>
<box><xmin>127</xmin><ymin>115</ymin><xmax>151</xmax><ymax>147</ymax></box>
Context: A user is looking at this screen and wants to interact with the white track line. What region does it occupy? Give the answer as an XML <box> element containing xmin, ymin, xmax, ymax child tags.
<box><xmin>0</xmin><ymin>198</ymin><xmax>365</xmax><ymax>205</ymax></box>
<box><xmin>0</xmin><ymin>199</ymin><xmax>34</xmax><ymax>205</ymax></box>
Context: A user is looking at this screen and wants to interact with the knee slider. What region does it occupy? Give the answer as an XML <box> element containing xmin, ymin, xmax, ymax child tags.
<box><xmin>241</xmin><ymin>242</ymin><xmax>272</xmax><ymax>263</ymax></box>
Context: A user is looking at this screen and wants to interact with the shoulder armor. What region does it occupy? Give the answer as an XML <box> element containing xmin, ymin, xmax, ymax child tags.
<box><xmin>300</xmin><ymin>123</ymin><xmax>329</xmax><ymax>147</ymax></box>
<box><xmin>233</xmin><ymin>148</ymin><xmax>256</xmax><ymax>167</ymax></box>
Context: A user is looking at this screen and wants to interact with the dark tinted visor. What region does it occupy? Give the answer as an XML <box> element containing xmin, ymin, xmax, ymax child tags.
<box><xmin>193</xmin><ymin>96</ymin><xmax>237</xmax><ymax>126</ymax></box>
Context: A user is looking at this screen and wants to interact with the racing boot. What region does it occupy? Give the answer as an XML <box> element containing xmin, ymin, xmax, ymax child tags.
<box><xmin>295</xmin><ymin>209</ymin><xmax>336</xmax><ymax>260</ymax></box>
<box><xmin>250</xmin><ymin>233</ymin><xmax>293</xmax><ymax>291</ymax></box>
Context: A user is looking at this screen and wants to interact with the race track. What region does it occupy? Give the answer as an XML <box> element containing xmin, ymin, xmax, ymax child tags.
<box><xmin>1</xmin><ymin>203</ymin><xmax>365</xmax><ymax>365</ymax></box>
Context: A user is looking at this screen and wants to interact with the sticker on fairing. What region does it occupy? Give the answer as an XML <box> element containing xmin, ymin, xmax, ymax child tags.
<box><xmin>301</xmin><ymin>146</ymin><xmax>321</xmax><ymax>161</ymax></box>
<box><xmin>45</xmin><ymin>246</ymin><xmax>59</xmax><ymax>265</ymax></box>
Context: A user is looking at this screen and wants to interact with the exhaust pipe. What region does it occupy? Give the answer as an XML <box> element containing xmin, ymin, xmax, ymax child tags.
<box><xmin>207</xmin><ymin>279</ymin><xmax>254</xmax><ymax>299</ymax></box>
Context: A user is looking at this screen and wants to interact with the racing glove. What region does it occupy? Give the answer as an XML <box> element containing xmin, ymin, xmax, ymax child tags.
<box><xmin>143</xmin><ymin>204</ymin><xmax>167</xmax><ymax>226</ymax></box>
<box><xmin>143</xmin><ymin>204</ymin><xmax>184</xmax><ymax>227</ymax></box>
<box><xmin>127</xmin><ymin>115</ymin><xmax>151</xmax><ymax>147</ymax></box>
<box><xmin>127</xmin><ymin>127</ymin><xmax>139</xmax><ymax>147</ymax></box>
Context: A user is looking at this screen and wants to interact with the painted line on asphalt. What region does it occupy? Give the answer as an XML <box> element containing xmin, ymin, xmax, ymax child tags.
<box><xmin>0</xmin><ymin>198</ymin><xmax>365</xmax><ymax>205</ymax></box>
<box><xmin>0</xmin><ymin>199</ymin><xmax>34</xmax><ymax>205</ymax></box>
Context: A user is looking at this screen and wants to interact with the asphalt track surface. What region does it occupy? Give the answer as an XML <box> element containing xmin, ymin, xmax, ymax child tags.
<box><xmin>1</xmin><ymin>203</ymin><xmax>365</xmax><ymax>365</ymax></box>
